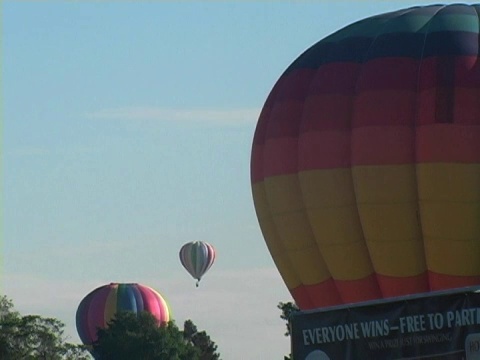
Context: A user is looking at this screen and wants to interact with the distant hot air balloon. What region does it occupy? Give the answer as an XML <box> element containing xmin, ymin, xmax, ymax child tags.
<box><xmin>179</xmin><ymin>241</ymin><xmax>216</xmax><ymax>286</ymax></box>
<box><xmin>251</xmin><ymin>4</ymin><xmax>480</xmax><ymax>311</ymax></box>
<box><xmin>75</xmin><ymin>283</ymin><xmax>170</xmax><ymax>349</ymax></box>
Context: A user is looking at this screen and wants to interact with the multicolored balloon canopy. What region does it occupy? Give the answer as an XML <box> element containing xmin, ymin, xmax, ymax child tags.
<box><xmin>179</xmin><ymin>241</ymin><xmax>216</xmax><ymax>286</ymax></box>
<box><xmin>75</xmin><ymin>283</ymin><xmax>170</xmax><ymax>347</ymax></box>
<box><xmin>251</xmin><ymin>4</ymin><xmax>480</xmax><ymax>310</ymax></box>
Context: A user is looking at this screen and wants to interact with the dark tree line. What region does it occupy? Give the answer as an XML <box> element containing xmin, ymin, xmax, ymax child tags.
<box><xmin>0</xmin><ymin>295</ymin><xmax>221</xmax><ymax>360</ymax></box>
<box><xmin>0</xmin><ymin>295</ymin><xmax>90</xmax><ymax>359</ymax></box>
<box><xmin>92</xmin><ymin>312</ymin><xmax>220</xmax><ymax>360</ymax></box>
<box><xmin>1</xmin><ymin>294</ymin><xmax>295</xmax><ymax>359</ymax></box>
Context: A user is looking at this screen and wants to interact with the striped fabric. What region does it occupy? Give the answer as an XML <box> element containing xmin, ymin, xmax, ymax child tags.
<box><xmin>179</xmin><ymin>241</ymin><xmax>216</xmax><ymax>285</ymax></box>
<box><xmin>75</xmin><ymin>283</ymin><xmax>170</xmax><ymax>347</ymax></box>
<box><xmin>251</xmin><ymin>4</ymin><xmax>480</xmax><ymax>310</ymax></box>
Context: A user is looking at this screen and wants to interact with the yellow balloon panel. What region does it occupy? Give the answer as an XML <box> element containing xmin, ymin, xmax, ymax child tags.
<box><xmin>418</xmin><ymin>163</ymin><xmax>480</xmax><ymax>276</ymax></box>
<box><xmin>352</xmin><ymin>165</ymin><xmax>418</xmax><ymax>203</ymax></box>
<box><xmin>253</xmin><ymin>177</ymin><xmax>331</xmax><ymax>286</ymax></box>
<box><xmin>314</xmin><ymin>241</ymin><xmax>374</xmax><ymax>281</ymax></box>
<box><xmin>425</xmin><ymin>237</ymin><xmax>480</xmax><ymax>276</ymax></box>
<box><xmin>287</xmin><ymin>247</ymin><xmax>331</xmax><ymax>285</ymax></box>
<box><xmin>417</xmin><ymin>163</ymin><xmax>480</xmax><ymax>201</ymax></box>
<box><xmin>251</xmin><ymin>183</ymin><xmax>300</xmax><ymax>289</ymax></box>
<box><xmin>352</xmin><ymin>165</ymin><xmax>426</xmax><ymax>277</ymax></box>
<box><xmin>299</xmin><ymin>169</ymin><xmax>374</xmax><ymax>280</ymax></box>
<box><xmin>366</xmin><ymin>239</ymin><xmax>426</xmax><ymax>276</ymax></box>
<box><xmin>299</xmin><ymin>168</ymin><xmax>357</xmax><ymax>208</ymax></box>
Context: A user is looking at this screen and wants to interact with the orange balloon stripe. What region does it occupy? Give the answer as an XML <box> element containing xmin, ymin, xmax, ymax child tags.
<box><xmin>302</xmin><ymin>93</ymin><xmax>353</xmax><ymax>132</ymax></box>
<box><xmin>291</xmin><ymin>274</ymin><xmax>434</xmax><ymax>310</ymax></box>
<box><xmin>257</xmin><ymin>123</ymin><xmax>480</xmax><ymax>176</ymax></box>
<box><xmin>351</xmin><ymin>127</ymin><xmax>414</xmax><ymax>166</ymax></box>
<box><xmin>252</xmin><ymin>64</ymin><xmax>480</xmax><ymax>173</ymax></box>
<box><xmin>428</xmin><ymin>272</ymin><xmax>480</xmax><ymax>291</ymax></box>
<box><xmin>376</xmin><ymin>273</ymin><xmax>429</xmax><ymax>298</ymax></box>
<box><xmin>263</xmin><ymin>137</ymin><xmax>298</xmax><ymax>178</ymax></box>
<box><xmin>353</xmin><ymin>91</ymin><xmax>416</xmax><ymax>128</ymax></box>
<box><xmin>335</xmin><ymin>274</ymin><xmax>382</xmax><ymax>304</ymax></box>
<box><xmin>290</xmin><ymin>269</ymin><xmax>480</xmax><ymax>309</ymax></box>
<box><xmin>416</xmin><ymin>125</ymin><xmax>480</xmax><ymax>163</ymax></box>
<box><xmin>298</xmin><ymin>131</ymin><xmax>350</xmax><ymax>169</ymax></box>
<box><xmin>250</xmin><ymin>143</ymin><xmax>265</xmax><ymax>183</ymax></box>
<box><xmin>291</xmin><ymin>278</ymin><xmax>341</xmax><ymax>310</ymax></box>
<box><xmin>290</xmin><ymin>285</ymin><xmax>314</xmax><ymax>310</ymax></box>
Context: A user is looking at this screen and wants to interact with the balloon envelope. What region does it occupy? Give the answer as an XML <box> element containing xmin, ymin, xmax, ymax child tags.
<box><xmin>75</xmin><ymin>283</ymin><xmax>170</xmax><ymax>347</ymax></box>
<box><xmin>251</xmin><ymin>4</ymin><xmax>480</xmax><ymax>310</ymax></box>
<box><xmin>179</xmin><ymin>241</ymin><xmax>216</xmax><ymax>284</ymax></box>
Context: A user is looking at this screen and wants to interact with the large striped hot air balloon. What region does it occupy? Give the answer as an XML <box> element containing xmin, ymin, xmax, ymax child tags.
<box><xmin>251</xmin><ymin>4</ymin><xmax>480</xmax><ymax>310</ymax></box>
<box><xmin>76</xmin><ymin>283</ymin><xmax>170</xmax><ymax>348</ymax></box>
<box><xmin>179</xmin><ymin>241</ymin><xmax>216</xmax><ymax>286</ymax></box>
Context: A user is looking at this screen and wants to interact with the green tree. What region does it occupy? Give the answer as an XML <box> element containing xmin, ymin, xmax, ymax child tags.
<box><xmin>93</xmin><ymin>311</ymin><xmax>220</xmax><ymax>360</ymax></box>
<box><xmin>0</xmin><ymin>295</ymin><xmax>90</xmax><ymax>360</ymax></box>
<box><xmin>278</xmin><ymin>301</ymin><xmax>299</xmax><ymax>360</ymax></box>
<box><xmin>183</xmin><ymin>319</ymin><xmax>220</xmax><ymax>360</ymax></box>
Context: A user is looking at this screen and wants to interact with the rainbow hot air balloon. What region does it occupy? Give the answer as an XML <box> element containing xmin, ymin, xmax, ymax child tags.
<box><xmin>179</xmin><ymin>241</ymin><xmax>216</xmax><ymax>286</ymax></box>
<box><xmin>251</xmin><ymin>4</ymin><xmax>480</xmax><ymax>311</ymax></box>
<box><xmin>75</xmin><ymin>283</ymin><xmax>170</xmax><ymax>348</ymax></box>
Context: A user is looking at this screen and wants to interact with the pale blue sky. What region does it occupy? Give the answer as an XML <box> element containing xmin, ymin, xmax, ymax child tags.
<box><xmin>3</xmin><ymin>1</ymin><xmax>477</xmax><ymax>359</ymax></box>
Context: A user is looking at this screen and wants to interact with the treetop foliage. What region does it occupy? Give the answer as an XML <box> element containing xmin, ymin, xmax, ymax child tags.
<box><xmin>92</xmin><ymin>311</ymin><xmax>221</xmax><ymax>360</ymax></box>
<box><xmin>0</xmin><ymin>295</ymin><xmax>90</xmax><ymax>359</ymax></box>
